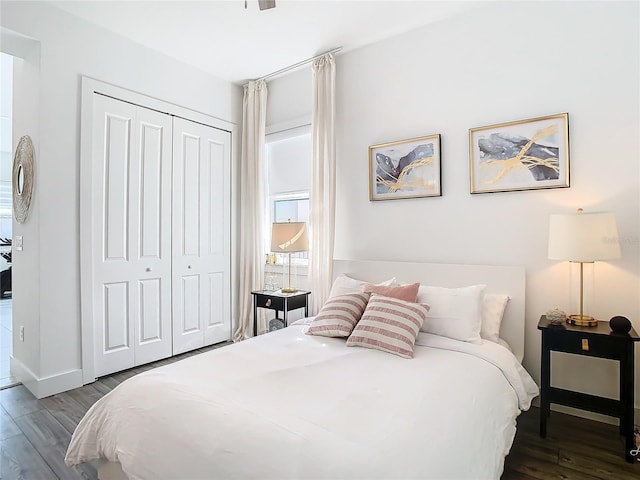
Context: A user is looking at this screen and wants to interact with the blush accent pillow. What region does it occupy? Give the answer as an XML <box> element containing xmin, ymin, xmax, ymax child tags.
<box><xmin>306</xmin><ymin>292</ymin><xmax>371</xmax><ymax>337</ymax></box>
<box><xmin>346</xmin><ymin>295</ymin><xmax>429</xmax><ymax>358</ymax></box>
<box><xmin>417</xmin><ymin>284</ymin><xmax>486</xmax><ymax>344</ymax></box>
<box><xmin>328</xmin><ymin>274</ymin><xmax>396</xmax><ymax>298</ymax></box>
<box><xmin>362</xmin><ymin>282</ymin><xmax>419</xmax><ymax>303</ymax></box>
<box><xmin>481</xmin><ymin>294</ymin><xmax>510</xmax><ymax>343</ymax></box>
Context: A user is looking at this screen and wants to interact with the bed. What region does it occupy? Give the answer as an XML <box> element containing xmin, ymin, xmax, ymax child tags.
<box><xmin>65</xmin><ymin>260</ymin><xmax>539</xmax><ymax>480</ymax></box>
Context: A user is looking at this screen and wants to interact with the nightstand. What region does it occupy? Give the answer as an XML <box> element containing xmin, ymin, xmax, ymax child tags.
<box><xmin>252</xmin><ymin>290</ymin><xmax>311</xmax><ymax>337</ymax></box>
<box><xmin>538</xmin><ymin>315</ymin><xmax>640</xmax><ymax>463</ymax></box>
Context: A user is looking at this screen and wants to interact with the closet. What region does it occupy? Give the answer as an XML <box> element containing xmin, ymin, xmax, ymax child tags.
<box><xmin>84</xmin><ymin>91</ymin><xmax>231</xmax><ymax>378</ymax></box>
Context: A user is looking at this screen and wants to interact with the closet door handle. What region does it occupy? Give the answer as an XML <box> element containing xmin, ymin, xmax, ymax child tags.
<box><xmin>188</xmin><ymin>265</ymin><xmax>192</xmax><ymax>269</ymax></box>
<box><xmin>146</xmin><ymin>267</ymin><xmax>152</xmax><ymax>272</ymax></box>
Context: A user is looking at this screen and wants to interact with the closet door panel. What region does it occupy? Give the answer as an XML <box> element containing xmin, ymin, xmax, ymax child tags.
<box><xmin>132</xmin><ymin>107</ymin><xmax>173</xmax><ymax>366</ymax></box>
<box><xmin>173</xmin><ymin>117</ymin><xmax>231</xmax><ymax>354</ymax></box>
<box><xmin>92</xmin><ymin>95</ymin><xmax>172</xmax><ymax>375</ymax></box>
<box><xmin>203</xmin><ymin>132</ymin><xmax>231</xmax><ymax>345</ymax></box>
<box><xmin>92</xmin><ymin>95</ymin><xmax>137</xmax><ymax>376</ymax></box>
<box><xmin>172</xmin><ymin>124</ymin><xmax>205</xmax><ymax>353</ymax></box>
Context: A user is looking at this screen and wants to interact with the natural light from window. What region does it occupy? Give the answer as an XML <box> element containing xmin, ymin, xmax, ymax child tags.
<box><xmin>265</xmin><ymin>125</ymin><xmax>311</xmax><ymax>264</ymax></box>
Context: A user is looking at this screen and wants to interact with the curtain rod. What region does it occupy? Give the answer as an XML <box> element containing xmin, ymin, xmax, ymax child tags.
<box><xmin>249</xmin><ymin>47</ymin><xmax>342</xmax><ymax>84</ymax></box>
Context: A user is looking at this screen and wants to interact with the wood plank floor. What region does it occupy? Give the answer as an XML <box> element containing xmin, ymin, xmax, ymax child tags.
<box><xmin>503</xmin><ymin>407</ymin><xmax>640</xmax><ymax>479</ymax></box>
<box><xmin>2</xmin><ymin>343</ymin><xmax>639</xmax><ymax>479</ymax></box>
<box><xmin>0</xmin><ymin>342</ymin><xmax>231</xmax><ymax>480</ymax></box>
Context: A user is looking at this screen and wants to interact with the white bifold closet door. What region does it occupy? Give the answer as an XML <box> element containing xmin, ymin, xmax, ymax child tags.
<box><xmin>91</xmin><ymin>95</ymin><xmax>173</xmax><ymax>377</ymax></box>
<box><xmin>172</xmin><ymin>117</ymin><xmax>231</xmax><ymax>354</ymax></box>
<box><xmin>90</xmin><ymin>94</ymin><xmax>231</xmax><ymax>378</ymax></box>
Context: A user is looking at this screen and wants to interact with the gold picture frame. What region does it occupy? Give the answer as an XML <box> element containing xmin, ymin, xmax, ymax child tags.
<box><xmin>369</xmin><ymin>134</ymin><xmax>441</xmax><ymax>201</ymax></box>
<box><xmin>469</xmin><ymin>113</ymin><xmax>570</xmax><ymax>194</ymax></box>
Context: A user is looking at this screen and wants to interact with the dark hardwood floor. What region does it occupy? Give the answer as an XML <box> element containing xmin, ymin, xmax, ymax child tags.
<box><xmin>0</xmin><ymin>342</ymin><xmax>231</xmax><ymax>480</ymax></box>
<box><xmin>503</xmin><ymin>407</ymin><xmax>640</xmax><ymax>479</ymax></box>
<box><xmin>1</xmin><ymin>344</ymin><xmax>639</xmax><ymax>479</ymax></box>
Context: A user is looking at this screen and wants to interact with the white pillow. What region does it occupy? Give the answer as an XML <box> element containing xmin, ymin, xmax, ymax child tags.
<box><xmin>481</xmin><ymin>294</ymin><xmax>510</xmax><ymax>343</ymax></box>
<box><xmin>328</xmin><ymin>274</ymin><xmax>396</xmax><ymax>298</ymax></box>
<box><xmin>416</xmin><ymin>284</ymin><xmax>486</xmax><ymax>344</ymax></box>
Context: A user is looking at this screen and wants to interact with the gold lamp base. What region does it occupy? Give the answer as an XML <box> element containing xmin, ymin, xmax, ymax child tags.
<box><xmin>280</xmin><ymin>287</ymin><xmax>298</xmax><ymax>294</ymax></box>
<box><xmin>566</xmin><ymin>314</ymin><xmax>598</xmax><ymax>327</ymax></box>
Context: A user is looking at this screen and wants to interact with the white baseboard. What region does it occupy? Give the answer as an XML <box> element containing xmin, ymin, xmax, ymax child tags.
<box><xmin>10</xmin><ymin>356</ymin><xmax>83</xmax><ymax>399</ymax></box>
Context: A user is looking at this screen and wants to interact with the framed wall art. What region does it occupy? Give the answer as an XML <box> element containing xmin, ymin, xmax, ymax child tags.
<box><xmin>469</xmin><ymin>113</ymin><xmax>569</xmax><ymax>194</ymax></box>
<box><xmin>369</xmin><ymin>134</ymin><xmax>441</xmax><ymax>201</ymax></box>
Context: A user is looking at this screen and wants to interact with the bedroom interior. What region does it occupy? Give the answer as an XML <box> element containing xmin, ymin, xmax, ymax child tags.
<box><xmin>0</xmin><ymin>0</ymin><xmax>639</xmax><ymax>479</ymax></box>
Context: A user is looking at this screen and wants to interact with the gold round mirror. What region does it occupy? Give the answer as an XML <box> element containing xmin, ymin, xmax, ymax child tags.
<box><xmin>12</xmin><ymin>135</ymin><xmax>35</xmax><ymax>224</ymax></box>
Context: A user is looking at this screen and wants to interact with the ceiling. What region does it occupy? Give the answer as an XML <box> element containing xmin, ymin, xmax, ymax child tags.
<box><xmin>51</xmin><ymin>0</ymin><xmax>479</xmax><ymax>84</ymax></box>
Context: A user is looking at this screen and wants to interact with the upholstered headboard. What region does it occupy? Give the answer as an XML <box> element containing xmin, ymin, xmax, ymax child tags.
<box><xmin>332</xmin><ymin>260</ymin><xmax>526</xmax><ymax>362</ymax></box>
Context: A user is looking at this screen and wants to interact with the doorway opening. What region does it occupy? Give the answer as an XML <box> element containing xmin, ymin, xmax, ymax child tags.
<box><xmin>0</xmin><ymin>51</ymin><xmax>17</xmax><ymax>388</ymax></box>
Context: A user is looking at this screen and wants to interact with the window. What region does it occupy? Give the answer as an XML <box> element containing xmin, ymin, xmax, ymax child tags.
<box><xmin>265</xmin><ymin>125</ymin><xmax>311</xmax><ymax>263</ymax></box>
<box><xmin>273</xmin><ymin>196</ymin><xmax>309</xmax><ymax>224</ymax></box>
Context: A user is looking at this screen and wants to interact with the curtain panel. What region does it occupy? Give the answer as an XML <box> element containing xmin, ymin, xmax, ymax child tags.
<box><xmin>309</xmin><ymin>54</ymin><xmax>336</xmax><ymax>314</ymax></box>
<box><xmin>234</xmin><ymin>80</ymin><xmax>268</xmax><ymax>340</ymax></box>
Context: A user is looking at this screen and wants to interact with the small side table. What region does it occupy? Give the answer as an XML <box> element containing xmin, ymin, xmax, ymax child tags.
<box><xmin>538</xmin><ymin>315</ymin><xmax>640</xmax><ymax>463</ymax></box>
<box><xmin>252</xmin><ymin>290</ymin><xmax>311</xmax><ymax>337</ymax></box>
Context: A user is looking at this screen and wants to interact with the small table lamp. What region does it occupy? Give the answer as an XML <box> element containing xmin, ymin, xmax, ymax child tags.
<box><xmin>548</xmin><ymin>209</ymin><xmax>621</xmax><ymax>326</ymax></box>
<box><xmin>271</xmin><ymin>221</ymin><xmax>308</xmax><ymax>293</ymax></box>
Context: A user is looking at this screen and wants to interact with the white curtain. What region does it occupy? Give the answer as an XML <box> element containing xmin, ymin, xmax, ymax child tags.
<box><xmin>234</xmin><ymin>80</ymin><xmax>267</xmax><ymax>340</ymax></box>
<box><xmin>309</xmin><ymin>54</ymin><xmax>336</xmax><ymax>315</ymax></box>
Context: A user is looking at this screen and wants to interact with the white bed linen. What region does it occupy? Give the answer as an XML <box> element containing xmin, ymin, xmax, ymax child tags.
<box><xmin>66</xmin><ymin>325</ymin><xmax>538</xmax><ymax>480</ymax></box>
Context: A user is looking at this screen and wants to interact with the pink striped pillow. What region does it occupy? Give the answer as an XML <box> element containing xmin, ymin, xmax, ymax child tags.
<box><xmin>306</xmin><ymin>292</ymin><xmax>371</xmax><ymax>337</ymax></box>
<box><xmin>362</xmin><ymin>282</ymin><xmax>419</xmax><ymax>302</ymax></box>
<box><xmin>346</xmin><ymin>295</ymin><xmax>429</xmax><ymax>358</ymax></box>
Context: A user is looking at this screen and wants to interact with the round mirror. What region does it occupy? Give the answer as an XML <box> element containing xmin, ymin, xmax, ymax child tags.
<box><xmin>17</xmin><ymin>164</ymin><xmax>25</xmax><ymax>196</ymax></box>
<box><xmin>12</xmin><ymin>135</ymin><xmax>35</xmax><ymax>224</ymax></box>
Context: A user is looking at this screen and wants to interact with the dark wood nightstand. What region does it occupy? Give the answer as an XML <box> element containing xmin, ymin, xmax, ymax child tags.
<box><xmin>252</xmin><ymin>290</ymin><xmax>311</xmax><ymax>337</ymax></box>
<box><xmin>538</xmin><ymin>315</ymin><xmax>640</xmax><ymax>463</ymax></box>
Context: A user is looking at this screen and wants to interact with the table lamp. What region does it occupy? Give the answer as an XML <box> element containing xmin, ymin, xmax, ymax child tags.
<box><xmin>271</xmin><ymin>221</ymin><xmax>308</xmax><ymax>293</ymax></box>
<box><xmin>548</xmin><ymin>208</ymin><xmax>621</xmax><ymax>326</ymax></box>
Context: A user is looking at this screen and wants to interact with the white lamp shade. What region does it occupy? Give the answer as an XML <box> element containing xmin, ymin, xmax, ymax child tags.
<box><xmin>271</xmin><ymin>222</ymin><xmax>309</xmax><ymax>253</ymax></box>
<box><xmin>548</xmin><ymin>212</ymin><xmax>621</xmax><ymax>262</ymax></box>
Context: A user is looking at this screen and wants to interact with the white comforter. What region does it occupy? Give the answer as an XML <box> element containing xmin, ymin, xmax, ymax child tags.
<box><xmin>66</xmin><ymin>324</ymin><xmax>539</xmax><ymax>480</ymax></box>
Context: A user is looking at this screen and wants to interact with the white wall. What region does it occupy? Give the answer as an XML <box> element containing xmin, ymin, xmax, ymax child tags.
<box><xmin>268</xmin><ymin>1</ymin><xmax>640</xmax><ymax>410</ymax></box>
<box><xmin>0</xmin><ymin>1</ymin><xmax>242</xmax><ymax>396</ymax></box>
<box><xmin>3</xmin><ymin>34</ymin><xmax>42</xmax><ymax>384</ymax></box>
<box><xmin>266</xmin><ymin>67</ymin><xmax>312</xmax><ymax>127</ymax></box>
